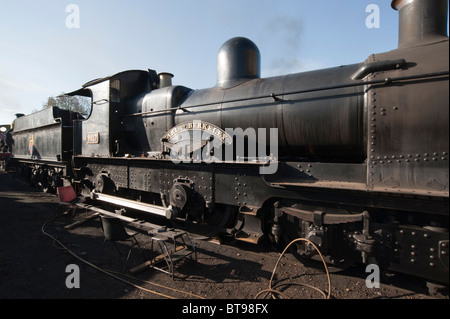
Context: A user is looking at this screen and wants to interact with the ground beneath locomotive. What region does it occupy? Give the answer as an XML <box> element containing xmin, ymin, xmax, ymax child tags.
<box><xmin>0</xmin><ymin>171</ymin><xmax>444</xmax><ymax>301</ymax></box>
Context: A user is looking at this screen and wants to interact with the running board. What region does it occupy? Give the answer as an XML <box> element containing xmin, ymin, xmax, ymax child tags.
<box><xmin>90</xmin><ymin>191</ymin><xmax>170</xmax><ymax>219</ymax></box>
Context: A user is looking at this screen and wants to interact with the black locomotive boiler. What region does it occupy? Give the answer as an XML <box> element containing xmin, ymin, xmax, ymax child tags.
<box><xmin>7</xmin><ymin>0</ymin><xmax>449</xmax><ymax>288</ymax></box>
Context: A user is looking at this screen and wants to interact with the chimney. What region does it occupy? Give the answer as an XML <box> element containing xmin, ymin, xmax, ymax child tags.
<box><xmin>392</xmin><ymin>0</ymin><xmax>449</xmax><ymax>49</ymax></box>
<box><xmin>158</xmin><ymin>72</ymin><xmax>174</xmax><ymax>88</ymax></box>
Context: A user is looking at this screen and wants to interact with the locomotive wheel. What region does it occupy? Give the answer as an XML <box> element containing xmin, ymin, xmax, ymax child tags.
<box><xmin>94</xmin><ymin>173</ymin><xmax>114</xmax><ymax>194</ymax></box>
<box><xmin>203</xmin><ymin>204</ymin><xmax>238</xmax><ymax>231</ymax></box>
<box><xmin>169</xmin><ymin>183</ymin><xmax>189</xmax><ymax>211</ymax></box>
<box><xmin>170</xmin><ymin>204</ymin><xmax>238</xmax><ymax>239</ymax></box>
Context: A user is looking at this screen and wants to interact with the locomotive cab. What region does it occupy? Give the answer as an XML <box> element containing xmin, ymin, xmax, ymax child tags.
<box><xmin>68</xmin><ymin>70</ymin><xmax>155</xmax><ymax>157</ymax></box>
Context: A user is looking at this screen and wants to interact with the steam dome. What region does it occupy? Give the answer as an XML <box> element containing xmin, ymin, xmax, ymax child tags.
<box><xmin>216</xmin><ymin>37</ymin><xmax>261</xmax><ymax>88</ymax></box>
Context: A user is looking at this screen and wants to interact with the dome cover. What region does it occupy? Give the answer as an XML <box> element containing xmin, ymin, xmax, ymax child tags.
<box><xmin>217</xmin><ymin>37</ymin><xmax>261</xmax><ymax>88</ymax></box>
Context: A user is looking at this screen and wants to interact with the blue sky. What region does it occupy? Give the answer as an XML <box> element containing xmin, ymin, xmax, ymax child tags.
<box><xmin>0</xmin><ymin>1</ymin><xmax>444</xmax><ymax>125</ymax></box>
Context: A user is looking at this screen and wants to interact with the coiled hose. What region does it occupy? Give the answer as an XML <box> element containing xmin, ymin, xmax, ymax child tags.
<box><xmin>255</xmin><ymin>237</ymin><xmax>331</xmax><ymax>299</ymax></box>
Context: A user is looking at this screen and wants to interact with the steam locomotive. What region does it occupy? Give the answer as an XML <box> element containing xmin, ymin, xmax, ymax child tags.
<box><xmin>5</xmin><ymin>0</ymin><xmax>449</xmax><ymax>289</ymax></box>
